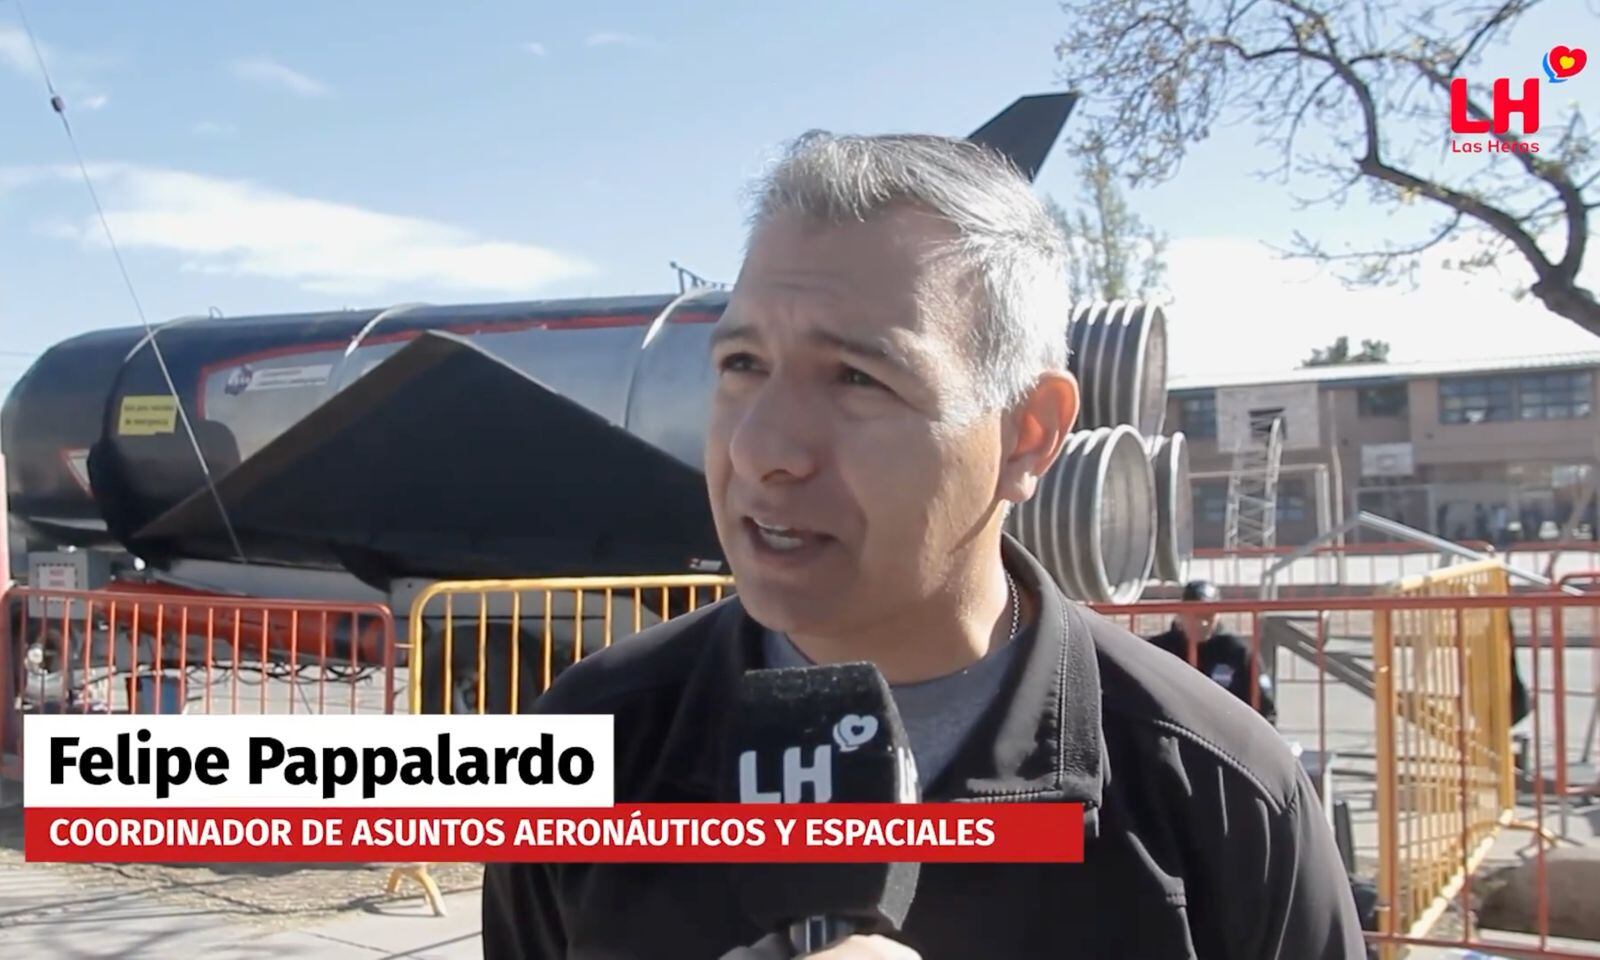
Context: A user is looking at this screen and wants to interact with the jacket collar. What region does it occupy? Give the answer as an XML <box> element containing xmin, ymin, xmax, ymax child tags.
<box><xmin>654</xmin><ymin>534</ymin><xmax>1106</xmax><ymax>820</ymax></box>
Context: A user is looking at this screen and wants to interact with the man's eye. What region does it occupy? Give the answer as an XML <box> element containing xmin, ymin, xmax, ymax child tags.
<box><xmin>718</xmin><ymin>352</ymin><xmax>761</xmax><ymax>374</ymax></box>
<box><xmin>840</xmin><ymin>367</ymin><xmax>884</xmax><ymax>389</ymax></box>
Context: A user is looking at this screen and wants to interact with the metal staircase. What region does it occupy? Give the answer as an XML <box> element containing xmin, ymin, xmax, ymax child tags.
<box><xmin>1223</xmin><ymin>412</ymin><xmax>1285</xmax><ymax>550</ymax></box>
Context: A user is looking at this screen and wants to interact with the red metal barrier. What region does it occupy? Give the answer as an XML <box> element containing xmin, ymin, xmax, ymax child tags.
<box><xmin>1</xmin><ymin>584</ymin><xmax>398</xmax><ymax>782</ymax></box>
<box><xmin>1091</xmin><ymin>590</ymin><xmax>1599</xmax><ymax>959</ymax></box>
<box><xmin>1557</xmin><ymin>571</ymin><xmax>1600</xmax><ymax>592</ymax></box>
<box><xmin>1505</xmin><ymin>542</ymin><xmax>1600</xmax><ymax>585</ymax></box>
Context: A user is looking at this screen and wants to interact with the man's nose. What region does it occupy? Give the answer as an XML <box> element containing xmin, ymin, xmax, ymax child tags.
<box><xmin>727</xmin><ymin>378</ymin><xmax>820</xmax><ymax>484</ymax></box>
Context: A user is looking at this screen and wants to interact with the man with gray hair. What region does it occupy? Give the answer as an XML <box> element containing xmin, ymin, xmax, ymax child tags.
<box><xmin>482</xmin><ymin>129</ymin><xmax>1364</xmax><ymax>958</ymax></box>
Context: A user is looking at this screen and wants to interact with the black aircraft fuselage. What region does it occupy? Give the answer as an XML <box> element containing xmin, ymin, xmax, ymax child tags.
<box><xmin>2</xmin><ymin>94</ymin><xmax>1079</xmax><ymax>589</ymax></box>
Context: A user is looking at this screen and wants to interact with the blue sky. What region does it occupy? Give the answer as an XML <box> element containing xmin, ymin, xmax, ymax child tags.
<box><xmin>2</xmin><ymin>0</ymin><xmax>1596</xmax><ymax>406</ymax></box>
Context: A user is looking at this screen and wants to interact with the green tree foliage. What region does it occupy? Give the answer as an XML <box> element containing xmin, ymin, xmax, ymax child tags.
<box><xmin>1301</xmin><ymin>335</ymin><xmax>1392</xmax><ymax>367</ymax></box>
<box><xmin>1045</xmin><ymin>136</ymin><xmax>1169</xmax><ymax>302</ymax></box>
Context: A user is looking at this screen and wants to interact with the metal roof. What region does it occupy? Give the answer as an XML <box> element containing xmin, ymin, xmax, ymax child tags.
<box><xmin>1167</xmin><ymin>350</ymin><xmax>1600</xmax><ymax>394</ymax></box>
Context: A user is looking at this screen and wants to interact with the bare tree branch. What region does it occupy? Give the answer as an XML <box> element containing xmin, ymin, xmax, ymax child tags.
<box><xmin>1446</xmin><ymin>0</ymin><xmax>1539</xmax><ymax>78</ymax></box>
<box><xmin>1053</xmin><ymin>0</ymin><xmax>1598</xmax><ymax>336</ymax></box>
<box><xmin>1276</xmin><ymin>73</ymin><xmax>1341</xmax><ymax>180</ymax></box>
<box><xmin>1281</xmin><ymin>210</ymin><xmax>1467</xmax><ymax>263</ymax></box>
<box><xmin>1524</xmin><ymin>169</ymin><xmax>1600</xmax><ymax>222</ymax></box>
<box><xmin>1358</xmin><ymin>155</ymin><xmax>1553</xmax><ymax>271</ymax></box>
<box><xmin>1047</xmin><ymin>139</ymin><xmax>1170</xmax><ymax>302</ymax></box>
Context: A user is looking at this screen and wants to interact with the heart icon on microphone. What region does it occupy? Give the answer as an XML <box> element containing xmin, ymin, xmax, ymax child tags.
<box><xmin>832</xmin><ymin>714</ymin><xmax>879</xmax><ymax>752</ymax></box>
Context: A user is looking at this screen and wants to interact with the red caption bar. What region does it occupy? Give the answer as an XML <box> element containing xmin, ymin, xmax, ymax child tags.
<box><xmin>26</xmin><ymin>803</ymin><xmax>1085</xmax><ymax>864</ymax></box>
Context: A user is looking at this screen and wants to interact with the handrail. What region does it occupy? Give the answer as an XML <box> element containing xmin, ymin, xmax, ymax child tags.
<box><xmin>1259</xmin><ymin>512</ymin><xmax>1584</xmax><ymax>599</ymax></box>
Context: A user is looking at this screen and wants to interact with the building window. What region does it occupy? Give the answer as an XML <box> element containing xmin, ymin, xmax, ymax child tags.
<box><xmin>1358</xmin><ymin>383</ymin><xmax>1408</xmax><ymax>417</ymax></box>
<box><xmin>1248</xmin><ymin>407</ymin><xmax>1286</xmax><ymax>442</ymax></box>
<box><xmin>1179</xmin><ymin>393</ymin><xmax>1217</xmax><ymax>439</ymax></box>
<box><xmin>1440</xmin><ymin>376</ymin><xmax>1514</xmax><ymax>424</ymax></box>
<box><xmin>1194</xmin><ymin>481</ymin><xmax>1226</xmax><ymax>524</ymax></box>
<box><xmin>1516</xmin><ymin>371</ymin><xmax>1593</xmax><ymax>420</ymax></box>
<box><xmin>1440</xmin><ymin>371</ymin><xmax>1593</xmax><ymax>423</ymax></box>
<box><xmin>1276</xmin><ymin>478</ymin><xmax>1308</xmax><ymax>523</ymax></box>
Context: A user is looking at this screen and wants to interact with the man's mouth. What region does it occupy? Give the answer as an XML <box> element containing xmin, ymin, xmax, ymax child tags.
<box><xmin>744</xmin><ymin>517</ymin><xmax>829</xmax><ymax>554</ymax></box>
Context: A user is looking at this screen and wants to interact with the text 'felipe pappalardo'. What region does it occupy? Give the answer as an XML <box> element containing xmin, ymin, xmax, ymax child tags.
<box><xmin>25</xmin><ymin>714</ymin><xmax>617</xmax><ymax>808</ymax></box>
<box><xmin>50</xmin><ymin>729</ymin><xmax>596</xmax><ymax>800</ymax></box>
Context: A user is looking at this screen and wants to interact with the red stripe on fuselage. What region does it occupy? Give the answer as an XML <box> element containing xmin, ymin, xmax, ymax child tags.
<box><xmin>189</xmin><ymin>310</ymin><xmax>721</xmax><ymax>419</ymax></box>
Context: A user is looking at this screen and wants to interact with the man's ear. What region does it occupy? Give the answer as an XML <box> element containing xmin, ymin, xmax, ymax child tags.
<box><xmin>999</xmin><ymin>370</ymin><xmax>1079</xmax><ymax>506</ymax></box>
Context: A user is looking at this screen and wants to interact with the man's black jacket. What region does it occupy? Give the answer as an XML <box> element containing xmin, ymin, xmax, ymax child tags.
<box><xmin>482</xmin><ymin>539</ymin><xmax>1365</xmax><ymax>958</ymax></box>
<box><xmin>1149</xmin><ymin>626</ymin><xmax>1279</xmax><ymax>725</ymax></box>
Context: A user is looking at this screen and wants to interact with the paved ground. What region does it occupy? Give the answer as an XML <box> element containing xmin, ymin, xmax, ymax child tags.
<box><xmin>0</xmin><ymin>851</ymin><xmax>485</xmax><ymax>958</ymax></box>
<box><xmin>0</xmin><ymin>802</ymin><xmax>485</xmax><ymax>959</ymax></box>
<box><xmin>0</xmin><ymin>870</ymin><xmax>484</xmax><ymax>958</ymax></box>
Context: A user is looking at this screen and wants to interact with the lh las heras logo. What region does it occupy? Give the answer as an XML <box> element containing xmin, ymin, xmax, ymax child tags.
<box><xmin>1449</xmin><ymin>44</ymin><xmax>1586</xmax><ymax>154</ymax></box>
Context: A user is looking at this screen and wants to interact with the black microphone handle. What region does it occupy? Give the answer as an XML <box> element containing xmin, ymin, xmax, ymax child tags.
<box><xmin>789</xmin><ymin>916</ymin><xmax>860</xmax><ymax>955</ymax></box>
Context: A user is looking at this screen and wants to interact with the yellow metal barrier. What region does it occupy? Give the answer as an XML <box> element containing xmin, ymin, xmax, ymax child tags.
<box><xmin>1372</xmin><ymin>560</ymin><xmax>1524</xmax><ymax>957</ymax></box>
<box><xmin>389</xmin><ymin>575</ymin><xmax>734</xmax><ymax>907</ymax></box>
<box><xmin>405</xmin><ymin>575</ymin><xmax>736</xmax><ymax>715</ymax></box>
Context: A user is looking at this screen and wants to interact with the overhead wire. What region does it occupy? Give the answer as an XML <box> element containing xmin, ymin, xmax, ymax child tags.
<box><xmin>11</xmin><ymin>0</ymin><xmax>248</xmax><ymax>564</ymax></box>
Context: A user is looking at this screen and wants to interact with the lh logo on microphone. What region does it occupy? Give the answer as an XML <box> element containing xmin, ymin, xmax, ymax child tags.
<box><xmin>832</xmin><ymin>714</ymin><xmax>878</xmax><ymax>753</ymax></box>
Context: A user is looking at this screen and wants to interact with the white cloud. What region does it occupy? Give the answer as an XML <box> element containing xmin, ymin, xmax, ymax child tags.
<box><xmin>1157</xmin><ymin>234</ymin><xmax>1599</xmax><ymax>383</ymax></box>
<box><xmin>193</xmin><ymin>120</ymin><xmax>238</xmax><ymax>137</ymax></box>
<box><xmin>0</xmin><ymin>28</ymin><xmax>113</xmax><ymax>112</ymax></box>
<box><xmin>231</xmin><ymin>56</ymin><xmax>330</xmax><ymax>98</ymax></box>
<box><xmin>20</xmin><ymin>163</ymin><xmax>593</xmax><ymax>297</ymax></box>
<box><xmin>585</xmin><ymin>32</ymin><xmax>661</xmax><ymax>49</ymax></box>
<box><xmin>0</xmin><ymin>25</ymin><xmax>41</xmax><ymax>74</ymax></box>
<box><xmin>0</xmin><ymin>165</ymin><xmax>51</xmax><ymax>194</ymax></box>
<box><xmin>35</xmin><ymin>219</ymin><xmax>82</xmax><ymax>241</ymax></box>
<box><xmin>524</xmin><ymin>41</ymin><xmax>547</xmax><ymax>56</ymax></box>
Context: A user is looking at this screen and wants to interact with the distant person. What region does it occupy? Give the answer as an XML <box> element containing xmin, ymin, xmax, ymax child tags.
<box><xmin>1149</xmin><ymin>580</ymin><xmax>1278</xmax><ymax>726</ymax></box>
<box><xmin>1492</xmin><ymin>504</ymin><xmax>1511</xmax><ymax>545</ymax></box>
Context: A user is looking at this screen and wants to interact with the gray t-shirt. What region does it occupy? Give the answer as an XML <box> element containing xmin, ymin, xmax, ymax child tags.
<box><xmin>761</xmin><ymin>628</ymin><xmax>1022</xmax><ymax>790</ymax></box>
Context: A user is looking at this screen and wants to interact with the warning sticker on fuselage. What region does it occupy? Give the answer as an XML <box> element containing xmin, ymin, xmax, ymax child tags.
<box><xmin>118</xmin><ymin>395</ymin><xmax>178</xmax><ymax>435</ymax></box>
<box><xmin>224</xmin><ymin>363</ymin><xmax>333</xmax><ymax>395</ymax></box>
<box><xmin>61</xmin><ymin>448</ymin><xmax>92</xmax><ymax>494</ymax></box>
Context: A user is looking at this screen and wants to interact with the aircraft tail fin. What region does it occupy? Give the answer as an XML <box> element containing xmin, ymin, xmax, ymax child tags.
<box><xmin>965</xmin><ymin>92</ymin><xmax>1079</xmax><ymax>181</ymax></box>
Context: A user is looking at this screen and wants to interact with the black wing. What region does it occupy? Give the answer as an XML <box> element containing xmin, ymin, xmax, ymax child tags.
<box><xmin>134</xmin><ymin>331</ymin><xmax>723</xmax><ymax>581</ymax></box>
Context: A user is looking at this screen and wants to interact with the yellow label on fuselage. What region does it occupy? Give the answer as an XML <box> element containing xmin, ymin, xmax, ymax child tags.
<box><xmin>118</xmin><ymin>395</ymin><xmax>178</xmax><ymax>436</ymax></box>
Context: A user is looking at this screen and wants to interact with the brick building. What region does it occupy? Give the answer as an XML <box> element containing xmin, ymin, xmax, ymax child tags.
<box><xmin>1167</xmin><ymin>351</ymin><xmax>1600</xmax><ymax>548</ymax></box>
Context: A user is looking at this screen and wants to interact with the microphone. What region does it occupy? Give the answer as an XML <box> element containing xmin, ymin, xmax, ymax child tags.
<box><xmin>723</xmin><ymin>661</ymin><xmax>920</xmax><ymax>954</ymax></box>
